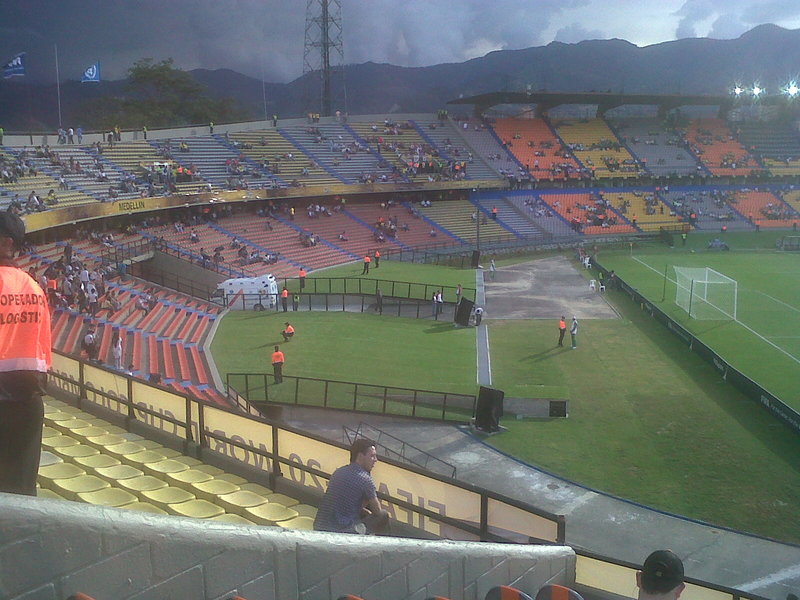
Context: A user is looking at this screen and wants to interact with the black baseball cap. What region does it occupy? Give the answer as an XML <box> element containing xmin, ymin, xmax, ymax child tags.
<box><xmin>642</xmin><ymin>550</ymin><xmax>684</xmax><ymax>594</ymax></box>
<box><xmin>0</xmin><ymin>212</ymin><xmax>25</xmax><ymax>248</ymax></box>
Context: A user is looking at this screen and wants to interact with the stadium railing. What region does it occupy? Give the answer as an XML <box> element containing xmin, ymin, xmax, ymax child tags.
<box><xmin>47</xmin><ymin>349</ymin><xmax>565</xmax><ymax>545</ymax></box>
<box><xmin>224</xmin><ymin>291</ymin><xmax>462</xmax><ymax>321</ymax></box>
<box><xmin>226</xmin><ymin>371</ymin><xmax>477</xmax><ymax>422</ymax></box>
<box><xmin>277</xmin><ymin>276</ymin><xmax>475</xmax><ymax>302</ymax></box>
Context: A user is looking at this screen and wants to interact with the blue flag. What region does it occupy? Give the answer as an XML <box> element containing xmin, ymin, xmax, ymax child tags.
<box><xmin>2</xmin><ymin>53</ymin><xmax>26</xmax><ymax>79</ymax></box>
<box><xmin>81</xmin><ymin>62</ymin><xmax>101</xmax><ymax>83</ymax></box>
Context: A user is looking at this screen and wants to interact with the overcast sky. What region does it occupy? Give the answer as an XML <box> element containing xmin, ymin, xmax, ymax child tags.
<box><xmin>2</xmin><ymin>0</ymin><xmax>800</xmax><ymax>84</ymax></box>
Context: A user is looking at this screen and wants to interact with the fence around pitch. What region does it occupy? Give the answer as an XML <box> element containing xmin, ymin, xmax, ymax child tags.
<box><xmin>227</xmin><ymin>372</ymin><xmax>477</xmax><ymax>422</ymax></box>
<box><xmin>46</xmin><ymin>349</ymin><xmax>563</xmax><ymax>545</ymax></box>
<box><xmin>278</xmin><ymin>276</ymin><xmax>475</xmax><ymax>303</ymax></box>
<box><xmin>225</xmin><ymin>292</ymin><xmax>461</xmax><ymax>320</ymax></box>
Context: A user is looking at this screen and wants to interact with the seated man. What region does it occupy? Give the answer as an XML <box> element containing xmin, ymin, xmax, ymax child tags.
<box><xmin>281</xmin><ymin>322</ymin><xmax>295</xmax><ymax>342</ymax></box>
<box><xmin>313</xmin><ymin>438</ymin><xmax>389</xmax><ymax>535</ymax></box>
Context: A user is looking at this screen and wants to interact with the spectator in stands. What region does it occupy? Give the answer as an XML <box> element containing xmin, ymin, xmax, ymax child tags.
<box><xmin>637</xmin><ymin>550</ymin><xmax>684</xmax><ymax>600</ymax></box>
<box><xmin>136</xmin><ymin>294</ymin><xmax>149</xmax><ymax>316</ymax></box>
<box><xmin>313</xmin><ymin>437</ymin><xmax>390</xmax><ymax>535</ymax></box>
<box><xmin>103</xmin><ymin>290</ymin><xmax>121</xmax><ymax>314</ymax></box>
<box><xmin>82</xmin><ymin>327</ymin><xmax>98</xmax><ymax>363</ymax></box>
<box><xmin>111</xmin><ymin>329</ymin><xmax>123</xmax><ymax>371</ymax></box>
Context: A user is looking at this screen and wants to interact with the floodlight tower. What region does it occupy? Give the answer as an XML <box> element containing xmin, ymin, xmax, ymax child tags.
<box><xmin>303</xmin><ymin>0</ymin><xmax>345</xmax><ymax>117</ymax></box>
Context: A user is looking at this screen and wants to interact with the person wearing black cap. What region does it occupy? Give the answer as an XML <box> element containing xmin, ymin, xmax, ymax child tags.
<box><xmin>0</xmin><ymin>212</ymin><xmax>52</xmax><ymax>496</ymax></box>
<box><xmin>637</xmin><ymin>550</ymin><xmax>685</xmax><ymax>600</ymax></box>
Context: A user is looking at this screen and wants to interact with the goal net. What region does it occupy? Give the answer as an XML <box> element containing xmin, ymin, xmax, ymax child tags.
<box><xmin>674</xmin><ymin>267</ymin><xmax>737</xmax><ymax>320</ymax></box>
<box><xmin>778</xmin><ymin>236</ymin><xmax>800</xmax><ymax>251</ymax></box>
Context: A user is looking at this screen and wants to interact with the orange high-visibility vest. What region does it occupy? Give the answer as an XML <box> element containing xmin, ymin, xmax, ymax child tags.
<box><xmin>0</xmin><ymin>267</ymin><xmax>52</xmax><ymax>372</ymax></box>
<box><xmin>281</xmin><ymin>289</ymin><xmax>289</xmax><ymax>298</ymax></box>
<box><xmin>284</xmin><ymin>325</ymin><xmax>294</xmax><ymax>334</ymax></box>
<box><xmin>271</xmin><ymin>350</ymin><xmax>284</xmax><ymax>364</ymax></box>
<box><xmin>299</xmin><ymin>269</ymin><xmax>306</xmax><ymax>278</ymax></box>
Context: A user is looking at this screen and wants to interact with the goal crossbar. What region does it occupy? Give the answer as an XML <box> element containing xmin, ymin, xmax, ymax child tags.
<box><xmin>674</xmin><ymin>266</ymin><xmax>738</xmax><ymax>320</ymax></box>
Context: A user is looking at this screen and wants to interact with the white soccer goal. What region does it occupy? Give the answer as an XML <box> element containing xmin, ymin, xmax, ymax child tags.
<box><xmin>674</xmin><ymin>267</ymin><xmax>738</xmax><ymax>320</ymax></box>
<box><xmin>778</xmin><ymin>236</ymin><xmax>800</xmax><ymax>251</ymax></box>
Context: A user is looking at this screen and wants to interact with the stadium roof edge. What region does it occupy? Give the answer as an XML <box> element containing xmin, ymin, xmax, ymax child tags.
<box><xmin>446</xmin><ymin>91</ymin><xmax>734</xmax><ymax>114</ymax></box>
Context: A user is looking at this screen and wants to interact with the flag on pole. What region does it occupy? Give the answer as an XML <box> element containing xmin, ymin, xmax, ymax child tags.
<box><xmin>81</xmin><ymin>62</ymin><xmax>101</xmax><ymax>83</ymax></box>
<box><xmin>2</xmin><ymin>53</ymin><xmax>26</xmax><ymax>79</ymax></box>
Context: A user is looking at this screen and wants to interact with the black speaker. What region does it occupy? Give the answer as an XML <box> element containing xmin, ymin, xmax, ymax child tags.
<box><xmin>454</xmin><ymin>297</ymin><xmax>474</xmax><ymax>326</ymax></box>
<box><xmin>549</xmin><ymin>400</ymin><xmax>567</xmax><ymax>418</ymax></box>
<box><xmin>475</xmin><ymin>386</ymin><xmax>504</xmax><ymax>432</ymax></box>
<box><xmin>471</xmin><ymin>250</ymin><xmax>481</xmax><ymax>268</ymax></box>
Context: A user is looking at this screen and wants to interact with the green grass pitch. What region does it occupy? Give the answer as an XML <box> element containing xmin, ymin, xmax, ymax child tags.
<box><xmin>212</xmin><ymin>250</ymin><xmax>800</xmax><ymax>543</ymax></box>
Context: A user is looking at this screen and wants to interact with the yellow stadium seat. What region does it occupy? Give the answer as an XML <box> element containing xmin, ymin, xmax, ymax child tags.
<box><xmin>141</xmin><ymin>486</ymin><xmax>197</xmax><ymax>509</ymax></box>
<box><xmin>168</xmin><ymin>499</ymin><xmax>225</xmax><ymax>519</ymax></box>
<box><xmin>78</xmin><ymin>487</ymin><xmax>139</xmax><ymax>508</ymax></box>
<box><xmin>50</xmin><ymin>475</ymin><xmax>110</xmax><ymax>501</ymax></box>
<box><xmin>245</xmin><ymin>502</ymin><xmax>298</xmax><ymax>525</ymax></box>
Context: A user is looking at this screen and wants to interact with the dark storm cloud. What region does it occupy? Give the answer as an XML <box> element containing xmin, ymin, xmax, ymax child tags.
<box><xmin>674</xmin><ymin>0</ymin><xmax>800</xmax><ymax>40</ymax></box>
<box><xmin>0</xmin><ymin>1</ymin><xmax>797</xmax><ymax>85</ymax></box>
<box><xmin>0</xmin><ymin>0</ymin><xmax>596</xmax><ymax>83</ymax></box>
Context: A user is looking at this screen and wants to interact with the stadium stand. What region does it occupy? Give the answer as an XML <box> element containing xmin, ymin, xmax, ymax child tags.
<box><xmin>659</xmin><ymin>187</ymin><xmax>753</xmax><ymax>230</ymax></box>
<box><xmin>346</xmin><ymin>117</ymin><xmax>453</xmax><ymax>183</ymax></box>
<box><xmin>0</xmin><ymin>148</ymin><xmax>98</xmax><ymax>209</ymax></box>
<box><xmin>730</xmin><ymin>189</ymin><xmax>799</xmax><ymax>228</ymax></box>
<box><xmin>553</xmin><ymin>118</ymin><xmax>643</xmax><ymax>179</ymax></box>
<box><xmin>210</xmin><ymin>212</ymin><xmax>355</xmax><ymax>274</ymax></box>
<box><xmin>10</xmin><ymin>145</ymin><xmax>142</xmax><ymax>204</ymax></box>
<box><xmin>155</xmin><ymin>135</ymin><xmax>273</xmax><ymax>191</ymax></box>
<box><xmin>415</xmin><ymin>198</ymin><xmax>511</xmax><ymax>242</ymax></box>
<box><xmin>492</xmin><ymin>117</ymin><xmax>584</xmax><ymax>180</ymax></box>
<box><xmin>471</xmin><ymin>194</ymin><xmax>548</xmax><ymax>239</ymax></box>
<box><xmin>685</xmin><ymin>118</ymin><xmax>760</xmax><ymax>176</ymax></box>
<box><xmin>737</xmin><ymin>121</ymin><xmax>800</xmax><ymax>176</ymax></box>
<box><xmin>38</xmin><ymin>397</ymin><xmax>314</xmax><ymax>524</ymax></box>
<box><xmin>539</xmin><ymin>191</ymin><xmax>636</xmax><ymax>234</ymax></box>
<box><xmin>503</xmin><ymin>192</ymin><xmax>576</xmax><ymax>237</ymax></box>
<box><xmin>409</xmin><ymin>118</ymin><xmax>498</xmax><ymax>180</ymax></box>
<box><xmin>228</xmin><ymin>128</ymin><xmax>343</xmax><ymax>187</ymax></box>
<box><xmin>778</xmin><ymin>188</ymin><xmax>800</xmax><ymax>214</ymax></box>
<box><xmin>452</xmin><ymin>116</ymin><xmax>529</xmax><ymax>182</ymax></box>
<box><xmin>610</xmin><ymin>118</ymin><xmax>700</xmax><ymax>176</ymax></box>
<box><xmin>278</xmin><ymin>122</ymin><xmax>398</xmax><ymax>183</ymax></box>
<box><xmin>602</xmin><ymin>190</ymin><xmax>684</xmax><ymax>232</ymax></box>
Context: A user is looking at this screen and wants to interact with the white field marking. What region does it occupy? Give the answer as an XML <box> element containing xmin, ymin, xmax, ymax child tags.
<box><xmin>752</xmin><ymin>289</ymin><xmax>800</xmax><ymax>315</ymax></box>
<box><xmin>483</xmin><ymin>325</ymin><xmax>492</xmax><ymax>386</ymax></box>
<box><xmin>737</xmin><ymin>562</ymin><xmax>800</xmax><ymax>592</ymax></box>
<box><xmin>630</xmin><ymin>255</ymin><xmax>800</xmax><ymax>365</ymax></box>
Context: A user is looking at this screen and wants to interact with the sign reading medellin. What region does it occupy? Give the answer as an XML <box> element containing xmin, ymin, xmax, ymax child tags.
<box><xmin>116</xmin><ymin>200</ymin><xmax>147</xmax><ymax>212</ymax></box>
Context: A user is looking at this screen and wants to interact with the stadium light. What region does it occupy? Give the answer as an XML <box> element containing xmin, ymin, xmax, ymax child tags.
<box><xmin>752</xmin><ymin>84</ymin><xmax>763</xmax><ymax>97</ymax></box>
<box><xmin>785</xmin><ymin>81</ymin><xmax>799</xmax><ymax>98</ymax></box>
<box><xmin>733</xmin><ymin>85</ymin><xmax>744</xmax><ymax>97</ymax></box>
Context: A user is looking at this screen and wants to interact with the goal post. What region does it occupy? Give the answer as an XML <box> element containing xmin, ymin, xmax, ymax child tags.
<box><xmin>674</xmin><ymin>267</ymin><xmax>737</xmax><ymax>320</ymax></box>
<box><xmin>778</xmin><ymin>236</ymin><xmax>800</xmax><ymax>251</ymax></box>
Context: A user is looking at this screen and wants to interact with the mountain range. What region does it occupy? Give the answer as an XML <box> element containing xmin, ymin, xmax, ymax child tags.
<box><xmin>2</xmin><ymin>23</ymin><xmax>799</xmax><ymax>131</ymax></box>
